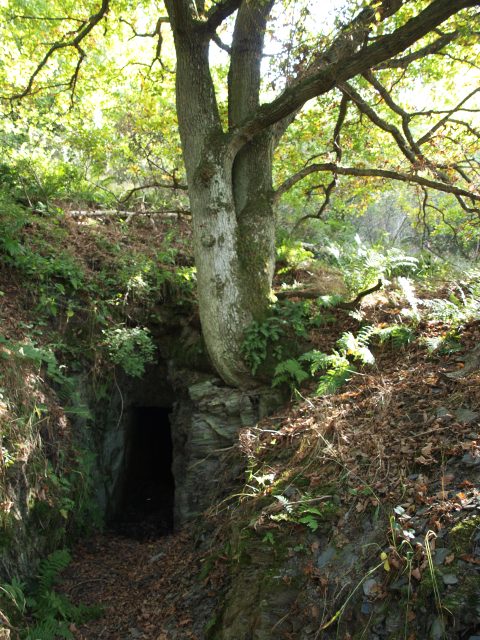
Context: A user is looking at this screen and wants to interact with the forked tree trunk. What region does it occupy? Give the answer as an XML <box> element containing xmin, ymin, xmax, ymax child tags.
<box><xmin>189</xmin><ymin>141</ymin><xmax>274</xmax><ymax>388</ymax></box>
<box><xmin>165</xmin><ymin>1</ymin><xmax>276</xmax><ymax>388</ymax></box>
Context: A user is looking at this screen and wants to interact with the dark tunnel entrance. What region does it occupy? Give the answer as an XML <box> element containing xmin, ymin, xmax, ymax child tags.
<box><xmin>111</xmin><ymin>406</ymin><xmax>175</xmax><ymax>540</ymax></box>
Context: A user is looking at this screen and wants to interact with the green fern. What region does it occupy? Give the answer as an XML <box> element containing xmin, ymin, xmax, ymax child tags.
<box><xmin>272</xmin><ymin>358</ymin><xmax>309</xmax><ymax>389</ymax></box>
<box><xmin>316</xmin><ymin>294</ymin><xmax>345</xmax><ymax>308</ymax></box>
<box><xmin>424</xmin><ymin>294</ymin><xmax>480</xmax><ymax>326</ymax></box>
<box><xmin>316</xmin><ymin>362</ymin><xmax>355</xmax><ymax>396</ymax></box>
<box><xmin>336</xmin><ymin>327</ymin><xmax>375</xmax><ymax>364</ymax></box>
<box><xmin>25</xmin><ymin>616</ymin><xmax>73</xmax><ymax>640</ymax></box>
<box><xmin>422</xmin><ymin>333</ymin><xmax>462</xmax><ymax>355</ymax></box>
<box><xmin>397</xmin><ymin>276</ymin><xmax>420</xmax><ymax>320</ymax></box>
<box><xmin>37</xmin><ymin>550</ymin><xmax>71</xmax><ymax>593</ymax></box>
<box><xmin>0</xmin><ymin>577</ymin><xmax>27</xmax><ymax>613</ymax></box>
<box><xmin>301</xmin><ymin>350</ymin><xmax>354</xmax><ymax>396</ymax></box>
<box><xmin>270</xmin><ymin>320</ymin><xmax>417</xmax><ymax>398</ymax></box>
<box><xmin>1</xmin><ymin>550</ymin><xmax>101</xmax><ymax>640</ymax></box>
<box><xmin>299</xmin><ymin>349</ymin><xmax>332</xmax><ymax>374</ymax></box>
<box><xmin>33</xmin><ymin>589</ymin><xmax>72</xmax><ymax>622</ymax></box>
<box><xmin>375</xmin><ymin>324</ymin><xmax>415</xmax><ymax>348</ymax></box>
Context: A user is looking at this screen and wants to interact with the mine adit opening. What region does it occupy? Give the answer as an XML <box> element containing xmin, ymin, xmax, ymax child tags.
<box><xmin>112</xmin><ymin>406</ymin><xmax>175</xmax><ymax>540</ymax></box>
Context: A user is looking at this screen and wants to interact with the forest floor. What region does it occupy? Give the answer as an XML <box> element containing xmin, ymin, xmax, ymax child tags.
<box><xmin>59</xmin><ymin>531</ymin><xmax>214</xmax><ymax>640</ymax></box>
<box><xmin>58</xmin><ymin>310</ymin><xmax>480</xmax><ymax>640</ymax></box>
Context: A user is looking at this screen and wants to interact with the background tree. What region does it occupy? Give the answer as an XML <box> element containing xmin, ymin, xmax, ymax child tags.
<box><xmin>1</xmin><ymin>0</ymin><xmax>480</xmax><ymax>386</ymax></box>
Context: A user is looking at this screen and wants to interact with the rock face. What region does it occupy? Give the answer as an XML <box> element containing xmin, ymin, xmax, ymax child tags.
<box><xmin>96</xmin><ymin>363</ymin><xmax>282</xmax><ymax>529</ymax></box>
<box><xmin>1</xmin><ymin>458</ymin><xmax>40</xmax><ymax>580</ymax></box>
<box><xmin>171</xmin><ymin>378</ymin><xmax>258</xmax><ymax>525</ymax></box>
<box><xmin>94</xmin><ymin>361</ymin><xmax>175</xmax><ymax>520</ymax></box>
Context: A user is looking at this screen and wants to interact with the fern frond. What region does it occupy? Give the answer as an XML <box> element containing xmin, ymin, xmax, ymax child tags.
<box><xmin>299</xmin><ymin>350</ymin><xmax>331</xmax><ymax>374</ymax></box>
<box><xmin>397</xmin><ymin>276</ymin><xmax>420</xmax><ymax>318</ymax></box>
<box><xmin>357</xmin><ymin>325</ymin><xmax>375</xmax><ymax>346</ymax></box>
<box><xmin>336</xmin><ymin>331</ymin><xmax>356</xmax><ymax>353</ymax></box>
<box><xmin>422</xmin><ymin>336</ymin><xmax>442</xmax><ymax>353</ymax></box>
<box><xmin>336</xmin><ymin>329</ymin><xmax>375</xmax><ymax>364</ymax></box>
<box><xmin>0</xmin><ymin>577</ymin><xmax>27</xmax><ymax>614</ymax></box>
<box><xmin>37</xmin><ymin>550</ymin><xmax>71</xmax><ymax>593</ymax></box>
<box><xmin>316</xmin><ymin>363</ymin><xmax>356</xmax><ymax>396</ymax></box>
<box><xmin>272</xmin><ymin>359</ymin><xmax>309</xmax><ymax>388</ymax></box>
<box><xmin>34</xmin><ymin>590</ymin><xmax>73</xmax><ymax>621</ymax></box>
<box><xmin>317</xmin><ymin>294</ymin><xmax>345</xmax><ymax>308</ymax></box>
<box><xmin>355</xmin><ymin>345</ymin><xmax>375</xmax><ymax>365</ymax></box>
<box><xmin>375</xmin><ymin>324</ymin><xmax>415</xmax><ymax>348</ymax></box>
<box><xmin>26</xmin><ymin>616</ymin><xmax>73</xmax><ymax>640</ymax></box>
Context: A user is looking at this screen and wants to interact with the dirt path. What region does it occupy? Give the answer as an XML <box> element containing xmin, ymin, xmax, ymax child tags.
<box><xmin>60</xmin><ymin>531</ymin><xmax>221</xmax><ymax>640</ymax></box>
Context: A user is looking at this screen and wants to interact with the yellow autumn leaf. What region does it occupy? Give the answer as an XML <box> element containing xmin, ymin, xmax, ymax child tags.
<box><xmin>380</xmin><ymin>551</ymin><xmax>390</xmax><ymax>572</ymax></box>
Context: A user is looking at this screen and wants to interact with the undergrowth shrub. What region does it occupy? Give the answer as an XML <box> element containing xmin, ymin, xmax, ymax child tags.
<box><xmin>0</xmin><ymin>335</ymin><xmax>100</xmax><ymax>550</ymax></box>
<box><xmin>0</xmin><ymin>550</ymin><xmax>101</xmax><ymax>639</ymax></box>
<box><xmin>396</xmin><ymin>271</ymin><xmax>480</xmax><ymax>328</ymax></box>
<box><xmin>272</xmin><ymin>323</ymin><xmax>415</xmax><ymax>396</ymax></box>
<box><xmin>102</xmin><ymin>325</ymin><xmax>156</xmax><ymax>377</ymax></box>
<box><xmin>242</xmin><ymin>300</ymin><xmax>312</xmax><ymax>375</ymax></box>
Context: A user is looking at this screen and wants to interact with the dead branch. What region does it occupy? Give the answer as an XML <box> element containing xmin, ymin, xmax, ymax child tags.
<box><xmin>67</xmin><ymin>208</ymin><xmax>191</xmax><ymax>220</ymax></box>
<box><xmin>119</xmin><ymin>180</ymin><xmax>188</xmax><ymax>204</ymax></box>
<box><xmin>275</xmin><ymin>279</ymin><xmax>383</xmax><ymax>308</ymax></box>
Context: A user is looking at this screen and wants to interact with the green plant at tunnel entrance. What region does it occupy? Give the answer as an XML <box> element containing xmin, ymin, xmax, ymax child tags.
<box><xmin>102</xmin><ymin>325</ymin><xmax>156</xmax><ymax>378</ymax></box>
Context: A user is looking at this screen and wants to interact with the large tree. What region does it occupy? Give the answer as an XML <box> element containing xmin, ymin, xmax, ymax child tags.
<box><xmin>3</xmin><ymin>0</ymin><xmax>480</xmax><ymax>386</ymax></box>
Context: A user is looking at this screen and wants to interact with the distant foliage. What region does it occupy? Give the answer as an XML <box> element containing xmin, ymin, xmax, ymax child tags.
<box><xmin>276</xmin><ymin>236</ymin><xmax>313</xmax><ymax>274</ymax></box>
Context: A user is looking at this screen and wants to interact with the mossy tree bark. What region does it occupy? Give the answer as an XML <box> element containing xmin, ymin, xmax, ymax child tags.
<box><xmin>165</xmin><ymin>0</ymin><xmax>276</xmax><ymax>387</ymax></box>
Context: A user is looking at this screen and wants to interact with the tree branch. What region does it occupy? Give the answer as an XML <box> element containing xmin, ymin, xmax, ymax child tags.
<box><xmin>339</xmin><ymin>76</ymin><xmax>480</xmax><ymax>217</ymax></box>
<box><xmin>212</xmin><ymin>32</ymin><xmax>232</xmax><ymax>54</ymax></box>
<box><xmin>416</xmin><ymin>87</ymin><xmax>480</xmax><ymax>146</ymax></box>
<box><xmin>120</xmin><ymin>16</ymin><xmax>169</xmax><ymax>40</ymax></box>
<box><xmin>375</xmin><ymin>30</ymin><xmax>459</xmax><ymax>69</ymax></box>
<box><xmin>10</xmin><ymin>0</ymin><xmax>110</xmax><ymax>101</ymax></box>
<box><xmin>274</xmin><ymin>162</ymin><xmax>480</xmax><ymax>203</ymax></box>
<box><xmin>362</xmin><ymin>70</ymin><xmax>420</xmax><ymax>153</ymax></box>
<box><xmin>300</xmin><ymin>94</ymin><xmax>349</xmax><ymax>222</ymax></box>
<box><xmin>276</xmin><ymin>279</ymin><xmax>383</xmax><ymax>307</ymax></box>
<box><xmin>9</xmin><ymin>14</ymin><xmax>87</xmax><ymax>23</ymax></box>
<box><xmin>340</xmin><ymin>80</ymin><xmax>418</xmax><ymax>163</ymax></box>
<box><xmin>119</xmin><ymin>180</ymin><xmax>188</xmax><ymax>204</ymax></box>
<box><xmin>229</xmin><ymin>0</ymin><xmax>479</xmax><ymax>150</ymax></box>
<box><xmin>202</xmin><ymin>0</ymin><xmax>242</xmax><ymax>34</ymax></box>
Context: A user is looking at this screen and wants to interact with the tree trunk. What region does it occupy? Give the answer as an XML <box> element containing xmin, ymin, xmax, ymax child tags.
<box><xmin>189</xmin><ymin>142</ymin><xmax>276</xmax><ymax>387</ymax></box>
<box><xmin>165</xmin><ymin>0</ymin><xmax>276</xmax><ymax>388</ymax></box>
<box><xmin>190</xmin><ymin>143</ymin><xmax>269</xmax><ymax>388</ymax></box>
